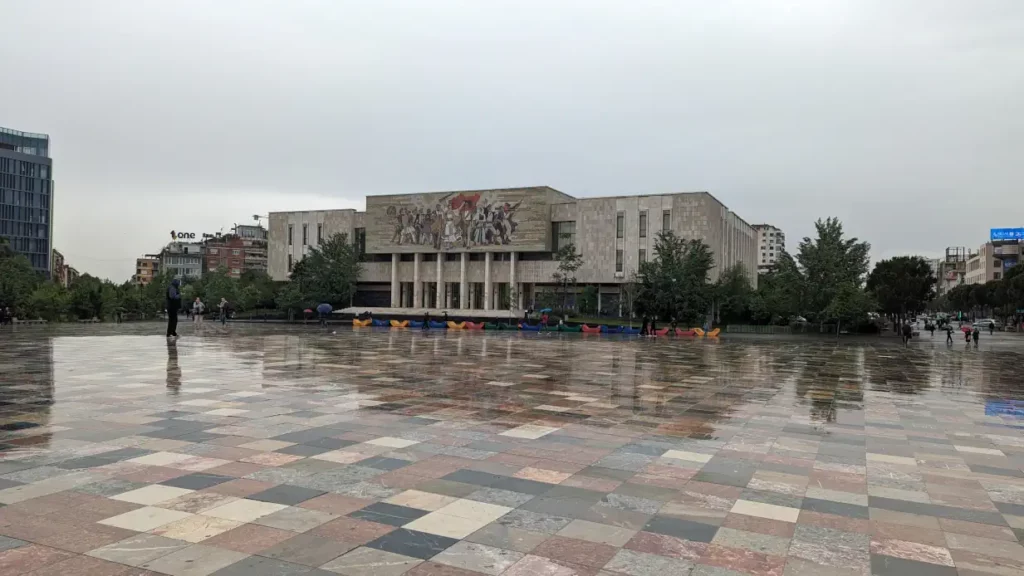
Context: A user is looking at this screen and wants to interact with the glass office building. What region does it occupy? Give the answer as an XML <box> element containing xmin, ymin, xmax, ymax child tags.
<box><xmin>0</xmin><ymin>127</ymin><xmax>53</xmax><ymax>277</ymax></box>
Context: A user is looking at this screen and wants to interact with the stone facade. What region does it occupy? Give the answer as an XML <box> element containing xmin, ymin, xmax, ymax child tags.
<box><xmin>268</xmin><ymin>187</ymin><xmax>758</xmax><ymax>312</ymax></box>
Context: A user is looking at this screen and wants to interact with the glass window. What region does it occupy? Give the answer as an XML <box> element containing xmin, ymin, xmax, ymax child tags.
<box><xmin>639</xmin><ymin>248</ymin><xmax>646</xmax><ymax>263</ymax></box>
<box><xmin>209</xmin><ymin>248</ymin><xmax>218</xmax><ymax>254</ymax></box>
<box><xmin>302</xmin><ymin>224</ymin><xmax>308</xmax><ymax>245</ymax></box>
<box><xmin>288</xmin><ymin>225</ymin><xmax>293</xmax><ymax>246</ymax></box>
<box><xmin>552</xmin><ymin>221</ymin><xmax>576</xmax><ymax>251</ymax></box>
<box><xmin>288</xmin><ymin>254</ymin><xmax>293</xmax><ymax>272</ymax></box>
<box><xmin>616</xmin><ymin>213</ymin><xmax>624</xmax><ymax>239</ymax></box>
<box><xmin>616</xmin><ymin>249</ymin><xmax>623</xmax><ymax>272</ymax></box>
<box><xmin>232</xmin><ymin>249</ymin><xmax>240</xmax><ymax>255</ymax></box>
<box><xmin>317</xmin><ymin>223</ymin><xmax>323</xmax><ymax>244</ymax></box>
<box><xmin>639</xmin><ymin>212</ymin><xmax>647</xmax><ymax>238</ymax></box>
<box><xmin>662</xmin><ymin>210</ymin><xmax>671</xmax><ymax>231</ymax></box>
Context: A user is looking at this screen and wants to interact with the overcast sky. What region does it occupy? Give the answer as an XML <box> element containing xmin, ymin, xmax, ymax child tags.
<box><xmin>5</xmin><ymin>0</ymin><xmax>1023</xmax><ymax>281</ymax></box>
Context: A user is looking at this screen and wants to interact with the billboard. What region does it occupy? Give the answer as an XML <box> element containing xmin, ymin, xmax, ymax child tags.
<box><xmin>990</xmin><ymin>228</ymin><xmax>1024</xmax><ymax>241</ymax></box>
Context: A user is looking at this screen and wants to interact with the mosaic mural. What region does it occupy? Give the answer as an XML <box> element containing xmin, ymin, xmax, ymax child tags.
<box><xmin>366</xmin><ymin>188</ymin><xmax>553</xmax><ymax>253</ymax></box>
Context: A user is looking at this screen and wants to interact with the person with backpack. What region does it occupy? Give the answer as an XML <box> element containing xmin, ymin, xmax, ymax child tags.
<box><xmin>166</xmin><ymin>279</ymin><xmax>181</xmax><ymax>339</ymax></box>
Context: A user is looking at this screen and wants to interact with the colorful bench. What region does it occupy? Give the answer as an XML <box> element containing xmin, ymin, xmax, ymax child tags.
<box><xmin>389</xmin><ymin>320</ymin><xmax>409</xmax><ymax>328</ymax></box>
<box><xmin>352</xmin><ymin>319</ymin><xmax>371</xmax><ymax>327</ymax></box>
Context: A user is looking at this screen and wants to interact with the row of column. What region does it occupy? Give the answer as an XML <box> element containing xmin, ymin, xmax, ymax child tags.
<box><xmin>390</xmin><ymin>252</ymin><xmax>519</xmax><ymax>310</ymax></box>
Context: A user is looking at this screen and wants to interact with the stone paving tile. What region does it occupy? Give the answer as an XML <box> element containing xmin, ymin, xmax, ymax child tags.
<box><xmin>4</xmin><ymin>327</ymin><xmax>1024</xmax><ymax>575</ymax></box>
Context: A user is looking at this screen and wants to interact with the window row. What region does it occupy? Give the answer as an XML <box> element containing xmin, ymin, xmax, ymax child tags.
<box><xmin>616</xmin><ymin>210</ymin><xmax>671</xmax><ymax>239</ymax></box>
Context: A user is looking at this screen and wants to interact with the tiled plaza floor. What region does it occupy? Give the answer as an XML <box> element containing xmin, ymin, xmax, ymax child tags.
<box><xmin>1</xmin><ymin>324</ymin><xmax>1024</xmax><ymax>575</ymax></box>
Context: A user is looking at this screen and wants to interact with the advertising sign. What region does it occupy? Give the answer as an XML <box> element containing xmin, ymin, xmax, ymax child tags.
<box><xmin>990</xmin><ymin>228</ymin><xmax>1024</xmax><ymax>241</ymax></box>
<box><xmin>1003</xmin><ymin>257</ymin><xmax>1019</xmax><ymax>271</ymax></box>
<box><xmin>170</xmin><ymin>230</ymin><xmax>197</xmax><ymax>240</ymax></box>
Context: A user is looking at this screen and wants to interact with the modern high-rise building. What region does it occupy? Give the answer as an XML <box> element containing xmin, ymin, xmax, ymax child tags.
<box><xmin>752</xmin><ymin>224</ymin><xmax>785</xmax><ymax>274</ymax></box>
<box><xmin>0</xmin><ymin>127</ymin><xmax>54</xmax><ymax>277</ymax></box>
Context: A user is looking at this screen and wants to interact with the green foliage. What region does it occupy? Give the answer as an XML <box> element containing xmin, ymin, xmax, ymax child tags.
<box><xmin>716</xmin><ymin>264</ymin><xmax>754</xmax><ymax>324</ymax></box>
<box><xmin>552</xmin><ymin>239</ymin><xmax>584</xmax><ymax>310</ymax></box>
<box><xmin>635</xmin><ymin>230</ymin><xmax>715</xmax><ymax>324</ymax></box>
<box><xmin>823</xmin><ymin>282</ymin><xmax>877</xmax><ymax>331</ymax></box>
<box><xmin>68</xmin><ymin>274</ymin><xmax>118</xmax><ymax>320</ymax></box>
<box><xmin>866</xmin><ymin>256</ymin><xmax>936</xmax><ymax>318</ymax></box>
<box><xmin>795</xmin><ymin>218</ymin><xmax>870</xmax><ymax>324</ymax></box>
<box><xmin>286</xmin><ymin>233</ymin><xmax>362</xmax><ymax>309</ymax></box>
<box><xmin>28</xmin><ymin>282</ymin><xmax>69</xmax><ymax>321</ymax></box>
<box><xmin>0</xmin><ymin>253</ymin><xmax>41</xmax><ymax>315</ymax></box>
<box><xmin>578</xmin><ymin>285</ymin><xmax>599</xmax><ymax>315</ymax></box>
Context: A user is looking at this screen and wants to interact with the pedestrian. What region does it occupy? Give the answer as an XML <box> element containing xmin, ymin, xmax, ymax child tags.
<box><xmin>965</xmin><ymin>327</ymin><xmax>971</xmax><ymax>343</ymax></box>
<box><xmin>640</xmin><ymin>316</ymin><xmax>648</xmax><ymax>336</ymax></box>
<box><xmin>901</xmin><ymin>321</ymin><xmax>911</xmax><ymax>347</ymax></box>
<box><xmin>316</xmin><ymin>302</ymin><xmax>333</xmax><ymax>327</ymax></box>
<box><xmin>192</xmin><ymin>297</ymin><xmax>205</xmax><ymax>325</ymax></box>
<box><xmin>422</xmin><ymin>311</ymin><xmax>430</xmax><ymax>330</ymax></box>
<box><xmin>166</xmin><ymin>279</ymin><xmax>181</xmax><ymax>339</ymax></box>
<box><xmin>218</xmin><ymin>298</ymin><xmax>229</xmax><ymax>325</ymax></box>
<box><xmin>650</xmin><ymin>317</ymin><xmax>657</xmax><ymax>337</ymax></box>
<box><xmin>945</xmin><ymin>325</ymin><xmax>953</xmax><ymax>345</ymax></box>
<box><xmin>973</xmin><ymin>327</ymin><xmax>980</xmax><ymax>347</ymax></box>
<box><xmin>989</xmin><ymin>321</ymin><xmax>995</xmax><ymax>336</ymax></box>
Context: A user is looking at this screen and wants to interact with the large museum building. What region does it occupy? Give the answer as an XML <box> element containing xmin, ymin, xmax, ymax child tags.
<box><xmin>268</xmin><ymin>187</ymin><xmax>757</xmax><ymax>314</ymax></box>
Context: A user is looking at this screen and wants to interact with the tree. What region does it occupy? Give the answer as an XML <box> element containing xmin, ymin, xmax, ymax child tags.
<box><xmin>68</xmin><ymin>274</ymin><xmax>117</xmax><ymax>320</ymax></box>
<box><xmin>0</xmin><ymin>253</ymin><xmax>40</xmax><ymax>315</ymax></box>
<box><xmin>716</xmin><ymin>264</ymin><xmax>754</xmax><ymax>324</ymax></box>
<box><xmin>237</xmin><ymin>284</ymin><xmax>262</xmax><ymax>312</ymax></box>
<box><xmin>578</xmin><ymin>285</ymin><xmax>599</xmax><ymax>316</ymax></box>
<box><xmin>620</xmin><ymin>272</ymin><xmax>640</xmax><ymax>326</ymax></box>
<box><xmin>28</xmin><ymin>283</ymin><xmax>70</xmax><ymax>321</ymax></box>
<box><xmin>200</xmin><ymin>267</ymin><xmax>239</xmax><ymax>307</ymax></box>
<box><xmin>290</xmin><ymin>233</ymin><xmax>362</xmax><ymax>308</ymax></box>
<box><xmin>552</xmin><ymin>239</ymin><xmax>583</xmax><ymax>312</ymax></box>
<box><xmin>866</xmin><ymin>256</ymin><xmax>936</xmax><ymax>325</ymax></box>
<box><xmin>823</xmin><ymin>282</ymin><xmax>877</xmax><ymax>335</ymax></box>
<box><xmin>795</xmin><ymin>218</ymin><xmax>870</xmax><ymax>326</ymax></box>
<box><xmin>635</xmin><ymin>231</ymin><xmax>715</xmax><ymax>325</ymax></box>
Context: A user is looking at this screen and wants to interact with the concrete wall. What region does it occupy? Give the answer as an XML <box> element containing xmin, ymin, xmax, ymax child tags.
<box><xmin>268</xmin><ymin>209</ymin><xmax>357</xmax><ymax>280</ymax></box>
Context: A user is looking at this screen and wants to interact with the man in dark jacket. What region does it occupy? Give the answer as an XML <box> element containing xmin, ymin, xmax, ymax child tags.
<box><xmin>166</xmin><ymin>279</ymin><xmax>181</xmax><ymax>338</ymax></box>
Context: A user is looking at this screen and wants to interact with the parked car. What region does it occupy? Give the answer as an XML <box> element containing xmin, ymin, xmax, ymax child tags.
<box><xmin>973</xmin><ymin>319</ymin><xmax>1002</xmax><ymax>331</ymax></box>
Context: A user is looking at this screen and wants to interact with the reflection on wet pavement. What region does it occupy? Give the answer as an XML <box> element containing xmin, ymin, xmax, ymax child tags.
<box><xmin>1</xmin><ymin>324</ymin><xmax>1023</xmax><ymax>575</ymax></box>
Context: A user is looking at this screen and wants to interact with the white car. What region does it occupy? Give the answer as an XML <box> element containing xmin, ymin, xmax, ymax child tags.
<box><xmin>973</xmin><ymin>319</ymin><xmax>1002</xmax><ymax>330</ymax></box>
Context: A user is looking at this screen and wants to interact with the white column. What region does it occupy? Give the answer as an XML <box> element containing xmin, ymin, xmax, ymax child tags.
<box><xmin>413</xmin><ymin>253</ymin><xmax>422</xmax><ymax>308</ymax></box>
<box><xmin>435</xmin><ymin>254</ymin><xmax>443</xmax><ymax>309</ymax></box>
<box><xmin>509</xmin><ymin>251</ymin><xmax>516</xmax><ymax>311</ymax></box>
<box><xmin>484</xmin><ymin>252</ymin><xmax>493</xmax><ymax>311</ymax></box>
<box><xmin>390</xmin><ymin>253</ymin><xmax>399</xmax><ymax>307</ymax></box>
<box><xmin>460</xmin><ymin>253</ymin><xmax>468</xmax><ymax>310</ymax></box>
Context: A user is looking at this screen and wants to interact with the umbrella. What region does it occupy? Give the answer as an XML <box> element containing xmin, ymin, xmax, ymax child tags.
<box><xmin>303</xmin><ymin>309</ymin><xmax>313</xmax><ymax>314</ymax></box>
<box><xmin>316</xmin><ymin>303</ymin><xmax>333</xmax><ymax>314</ymax></box>
<box><xmin>539</xmin><ymin>308</ymin><xmax>552</xmax><ymax>313</ymax></box>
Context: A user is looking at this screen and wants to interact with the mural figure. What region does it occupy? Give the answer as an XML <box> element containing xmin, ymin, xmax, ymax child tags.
<box><xmin>386</xmin><ymin>192</ymin><xmax>522</xmax><ymax>249</ymax></box>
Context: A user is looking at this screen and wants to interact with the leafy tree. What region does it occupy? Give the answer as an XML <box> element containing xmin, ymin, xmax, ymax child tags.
<box><xmin>552</xmin><ymin>239</ymin><xmax>584</xmax><ymax>311</ymax></box>
<box><xmin>239</xmin><ymin>270</ymin><xmax>277</xmax><ymax>309</ymax></box>
<box><xmin>716</xmin><ymin>264</ymin><xmax>754</xmax><ymax>324</ymax></box>
<box><xmin>823</xmin><ymin>282</ymin><xmax>877</xmax><ymax>334</ymax></box>
<box><xmin>289</xmin><ymin>233</ymin><xmax>362</xmax><ymax>308</ymax></box>
<box><xmin>795</xmin><ymin>218</ymin><xmax>870</xmax><ymax>325</ymax></box>
<box><xmin>200</xmin><ymin>267</ymin><xmax>239</xmax><ymax>308</ymax></box>
<box><xmin>237</xmin><ymin>284</ymin><xmax>262</xmax><ymax>311</ymax></box>
<box><xmin>636</xmin><ymin>231</ymin><xmax>715</xmax><ymax>324</ymax></box>
<box><xmin>68</xmin><ymin>274</ymin><xmax>117</xmax><ymax>320</ymax></box>
<box><xmin>866</xmin><ymin>256</ymin><xmax>936</xmax><ymax>325</ymax></box>
<box><xmin>0</xmin><ymin>253</ymin><xmax>41</xmax><ymax>315</ymax></box>
<box><xmin>578</xmin><ymin>285</ymin><xmax>599</xmax><ymax>315</ymax></box>
<box><xmin>620</xmin><ymin>272</ymin><xmax>641</xmax><ymax>325</ymax></box>
<box><xmin>28</xmin><ymin>283</ymin><xmax>70</xmax><ymax>321</ymax></box>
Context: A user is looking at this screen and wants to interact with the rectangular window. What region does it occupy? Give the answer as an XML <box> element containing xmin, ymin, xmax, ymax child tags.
<box><xmin>616</xmin><ymin>249</ymin><xmax>623</xmax><ymax>272</ymax></box>
<box><xmin>302</xmin><ymin>224</ymin><xmax>308</xmax><ymax>246</ymax></box>
<box><xmin>287</xmin><ymin>254</ymin><xmax>293</xmax><ymax>272</ymax></box>
<box><xmin>639</xmin><ymin>248</ymin><xmax>646</xmax><ymax>263</ymax></box>
<box><xmin>551</xmin><ymin>221</ymin><xmax>576</xmax><ymax>251</ymax></box>
<box><xmin>616</xmin><ymin>213</ymin><xmax>624</xmax><ymax>239</ymax></box>
<box><xmin>662</xmin><ymin>210</ymin><xmax>671</xmax><ymax>231</ymax></box>
<box><xmin>317</xmin><ymin>223</ymin><xmax>323</xmax><ymax>244</ymax></box>
<box><xmin>288</xmin><ymin>225</ymin><xmax>293</xmax><ymax>246</ymax></box>
<box><xmin>639</xmin><ymin>212</ymin><xmax>647</xmax><ymax>238</ymax></box>
<box><xmin>994</xmin><ymin>272</ymin><xmax>1002</xmax><ymax>280</ymax></box>
<box><xmin>209</xmin><ymin>248</ymin><xmax>218</xmax><ymax>254</ymax></box>
<box><xmin>232</xmin><ymin>249</ymin><xmax>240</xmax><ymax>256</ymax></box>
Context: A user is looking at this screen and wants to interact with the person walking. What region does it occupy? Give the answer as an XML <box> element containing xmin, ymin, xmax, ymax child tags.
<box><xmin>316</xmin><ymin>302</ymin><xmax>333</xmax><ymax>327</ymax></box>
<box><xmin>901</xmin><ymin>321</ymin><xmax>912</xmax><ymax>347</ymax></box>
<box><xmin>945</xmin><ymin>325</ymin><xmax>954</xmax><ymax>346</ymax></box>
<box><xmin>989</xmin><ymin>321</ymin><xmax>995</xmax><ymax>336</ymax></box>
<box><xmin>973</xmin><ymin>327</ymin><xmax>980</xmax><ymax>347</ymax></box>
<box><xmin>192</xmin><ymin>297</ymin><xmax>205</xmax><ymax>325</ymax></box>
<box><xmin>422</xmin><ymin>311</ymin><xmax>430</xmax><ymax>330</ymax></box>
<box><xmin>218</xmin><ymin>298</ymin><xmax>229</xmax><ymax>325</ymax></box>
<box><xmin>166</xmin><ymin>279</ymin><xmax>181</xmax><ymax>339</ymax></box>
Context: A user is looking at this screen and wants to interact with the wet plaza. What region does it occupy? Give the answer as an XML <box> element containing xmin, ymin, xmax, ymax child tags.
<box><xmin>1</xmin><ymin>324</ymin><xmax>1023</xmax><ymax>575</ymax></box>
